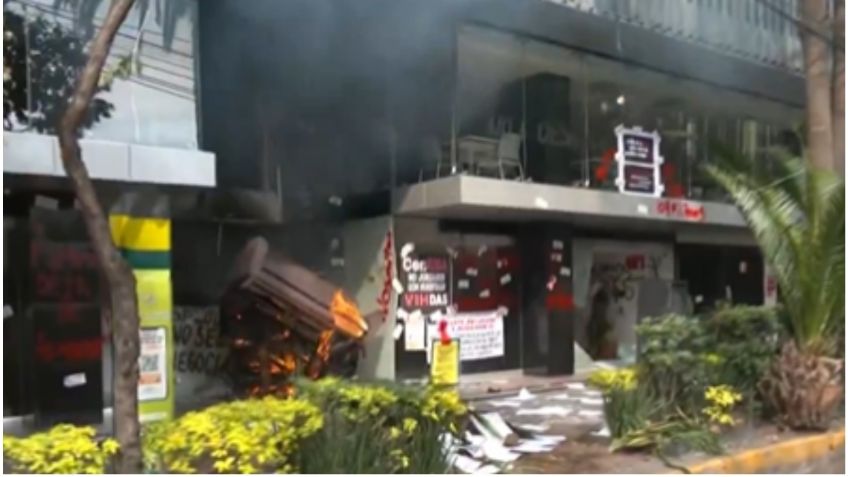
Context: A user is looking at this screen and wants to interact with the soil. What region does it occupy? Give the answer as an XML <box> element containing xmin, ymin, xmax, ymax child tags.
<box><xmin>507</xmin><ymin>418</ymin><xmax>845</xmax><ymax>474</ymax></box>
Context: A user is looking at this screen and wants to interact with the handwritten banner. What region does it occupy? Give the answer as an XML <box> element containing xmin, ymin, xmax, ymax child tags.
<box><xmin>444</xmin><ymin>310</ymin><xmax>504</xmax><ymax>361</ymax></box>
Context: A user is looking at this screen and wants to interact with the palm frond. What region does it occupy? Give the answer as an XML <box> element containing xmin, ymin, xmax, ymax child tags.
<box><xmin>705</xmin><ymin>148</ymin><xmax>845</xmax><ymax>354</ymax></box>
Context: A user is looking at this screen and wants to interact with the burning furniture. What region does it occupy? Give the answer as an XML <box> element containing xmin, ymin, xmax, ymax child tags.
<box><xmin>220</xmin><ymin>237</ymin><xmax>369</xmax><ymax>397</ymax></box>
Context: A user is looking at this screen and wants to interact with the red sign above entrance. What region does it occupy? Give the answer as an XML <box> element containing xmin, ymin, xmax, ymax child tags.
<box><xmin>656</xmin><ymin>199</ymin><xmax>706</xmax><ymax>222</ymax></box>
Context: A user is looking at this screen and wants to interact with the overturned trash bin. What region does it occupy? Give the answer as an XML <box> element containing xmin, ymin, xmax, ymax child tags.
<box><xmin>220</xmin><ymin>237</ymin><xmax>370</xmax><ymax>397</ymax></box>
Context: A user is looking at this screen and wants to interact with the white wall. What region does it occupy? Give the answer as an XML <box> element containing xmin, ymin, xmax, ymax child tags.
<box><xmin>343</xmin><ymin>216</ymin><xmax>396</xmax><ymax>381</ymax></box>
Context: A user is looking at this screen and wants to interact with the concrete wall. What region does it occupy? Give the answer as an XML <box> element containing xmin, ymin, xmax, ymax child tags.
<box><xmin>342</xmin><ymin>216</ymin><xmax>395</xmax><ymax>381</ymax></box>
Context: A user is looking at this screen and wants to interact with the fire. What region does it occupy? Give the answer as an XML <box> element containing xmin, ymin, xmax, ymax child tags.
<box><xmin>329</xmin><ymin>290</ymin><xmax>368</xmax><ymax>339</ymax></box>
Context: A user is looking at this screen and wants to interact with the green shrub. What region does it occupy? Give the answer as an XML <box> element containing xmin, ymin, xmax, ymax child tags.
<box><xmin>636</xmin><ymin>314</ymin><xmax>719</xmax><ymax>413</ymax></box>
<box><xmin>142</xmin><ymin>397</ymin><xmax>323</xmax><ymax>473</ymax></box>
<box><xmin>3</xmin><ymin>424</ymin><xmax>120</xmax><ymax>474</ymax></box>
<box><xmin>702</xmin><ymin>305</ymin><xmax>781</xmax><ymax>398</ymax></box>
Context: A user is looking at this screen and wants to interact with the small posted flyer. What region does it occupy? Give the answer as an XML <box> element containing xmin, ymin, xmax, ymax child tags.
<box><xmin>138</xmin><ymin>327</ymin><xmax>168</xmax><ymax>401</ymax></box>
<box><xmin>430</xmin><ymin>340</ymin><xmax>460</xmax><ymax>386</ymax></box>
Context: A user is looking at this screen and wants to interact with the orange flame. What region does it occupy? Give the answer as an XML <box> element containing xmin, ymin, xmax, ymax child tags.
<box><xmin>329</xmin><ymin>290</ymin><xmax>367</xmax><ymax>339</ymax></box>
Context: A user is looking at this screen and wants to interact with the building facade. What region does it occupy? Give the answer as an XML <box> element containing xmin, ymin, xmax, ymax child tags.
<box><xmin>196</xmin><ymin>0</ymin><xmax>800</xmax><ymax>382</ymax></box>
<box><xmin>4</xmin><ymin>0</ymin><xmax>806</xmax><ymax>432</ymax></box>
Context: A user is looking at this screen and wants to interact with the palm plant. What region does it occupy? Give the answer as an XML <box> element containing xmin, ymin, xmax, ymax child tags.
<box><xmin>704</xmin><ymin>145</ymin><xmax>844</xmax><ymax>430</ymax></box>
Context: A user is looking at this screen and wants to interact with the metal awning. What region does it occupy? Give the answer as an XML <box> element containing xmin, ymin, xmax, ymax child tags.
<box><xmin>393</xmin><ymin>175</ymin><xmax>755</xmax><ymax>245</ymax></box>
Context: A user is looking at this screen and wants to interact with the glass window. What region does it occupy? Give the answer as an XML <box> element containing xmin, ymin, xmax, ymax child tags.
<box><xmin>451</xmin><ymin>24</ymin><xmax>803</xmax><ymax>201</ymax></box>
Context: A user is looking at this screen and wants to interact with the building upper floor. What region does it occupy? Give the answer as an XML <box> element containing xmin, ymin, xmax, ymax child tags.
<box><xmin>196</xmin><ymin>0</ymin><xmax>805</xmax><ymax>223</ymax></box>
<box><xmin>3</xmin><ymin>0</ymin><xmax>214</xmax><ymax>187</ymax></box>
<box><xmin>4</xmin><ymin>0</ymin><xmax>807</xmax><ymax>212</ymax></box>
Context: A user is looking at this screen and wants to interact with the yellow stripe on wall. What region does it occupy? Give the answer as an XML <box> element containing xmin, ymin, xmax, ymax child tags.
<box><xmin>110</xmin><ymin>214</ymin><xmax>171</xmax><ymax>251</ymax></box>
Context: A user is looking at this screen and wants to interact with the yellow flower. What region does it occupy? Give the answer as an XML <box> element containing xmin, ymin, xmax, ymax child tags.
<box><xmin>402</xmin><ymin>417</ymin><xmax>418</xmax><ymax>435</ymax></box>
<box><xmin>101</xmin><ymin>438</ymin><xmax>120</xmax><ymax>456</ymax></box>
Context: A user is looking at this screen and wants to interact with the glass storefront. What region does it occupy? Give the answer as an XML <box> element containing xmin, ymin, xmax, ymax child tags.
<box><xmin>436</xmin><ymin>24</ymin><xmax>804</xmax><ymax>202</ymax></box>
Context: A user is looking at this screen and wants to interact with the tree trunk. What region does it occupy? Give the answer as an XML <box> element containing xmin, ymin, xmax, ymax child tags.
<box><xmin>55</xmin><ymin>0</ymin><xmax>141</xmax><ymax>473</ymax></box>
<box><xmin>832</xmin><ymin>0</ymin><xmax>845</xmax><ymax>177</ymax></box>
<box><xmin>799</xmin><ymin>0</ymin><xmax>835</xmax><ymax>171</ymax></box>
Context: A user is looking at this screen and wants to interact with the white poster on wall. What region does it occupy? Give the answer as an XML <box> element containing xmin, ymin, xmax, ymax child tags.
<box><xmin>404</xmin><ymin>310</ymin><xmax>427</xmax><ymax>351</ymax></box>
<box><xmin>444</xmin><ymin>310</ymin><xmax>504</xmax><ymax>361</ymax></box>
<box><xmin>138</xmin><ymin>327</ymin><xmax>168</xmax><ymax>402</ymax></box>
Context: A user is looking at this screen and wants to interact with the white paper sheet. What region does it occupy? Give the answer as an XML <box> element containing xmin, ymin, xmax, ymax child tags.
<box><xmin>481</xmin><ymin>440</ymin><xmax>521</xmax><ymax>463</ymax></box>
<box><xmin>404</xmin><ymin>310</ymin><xmax>426</xmax><ymax>350</ymax></box>
<box><xmin>510</xmin><ymin>441</ymin><xmax>557</xmax><ymax>454</ymax></box>
<box><xmin>513</xmin><ymin>423</ymin><xmax>550</xmax><ymax>433</ymax></box>
<box><xmin>392</xmin><ymin>278</ymin><xmax>405</xmax><ymax>294</ymax></box>
<box><xmin>400</xmin><ymin>243</ymin><xmax>415</xmax><ymax>258</ymax></box>
<box><xmin>516</xmin><ymin>406</ymin><xmax>572</xmax><ymax>417</ymax></box>
<box><xmin>516</xmin><ymin>387</ymin><xmax>536</xmax><ymax>401</ymax></box>
<box><xmin>487</xmin><ymin>400</ymin><xmax>522</xmax><ymax>408</ymax></box>
<box><xmin>470</xmin><ymin>416</ymin><xmax>502</xmax><ymax>442</ymax></box>
<box><xmin>533</xmin><ymin>434</ymin><xmax>567</xmax><ymax>445</ymax></box>
<box><xmin>479</xmin><ymin>412</ymin><xmax>515</xmax><ymax>441</ymax></box>
<box><xmin>474</xmin><ymin>464</ymin><xmax>501</xmax><ymax>474</ymax></box>
<box><xmin>579</xmin><ymin>397</ymin><xmax>604</xmax><ymax>406</ymax></box>
<box><xmin>453</xmin><ymin>454</ymin><xmax>483</xmax><ymax>474</ymax></box>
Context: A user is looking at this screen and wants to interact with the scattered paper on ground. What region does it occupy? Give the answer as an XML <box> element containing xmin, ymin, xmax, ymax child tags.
<box><xmin>488</xmin><ymin>400</ymin><xmax>522</xmax><ymax>408</ymax></box>
<box><xmin>453</xmin><ymin>454</ymin><xmax>483</xmax><ymax>473</ymax></box>
<box><xmin>517</xmin><ymin>406</ymin><xmax>572</xmax><ymax>417</ymax></box>
<box><xmin>479</xmin><ymin>412</ymin><xmax>516</xmax><ymax>442</ymax></box>
<box><xmin>481</xmin><ymin>440</ymin><xmax>521</xmax><ymax>463</ymax></box>
<box><xmin>579</xmin><ymin>397</ymin><xmax>604</xmax><ymax>405</ymax></box>
<box><xmin>515</xmin><ymin>387</ymin><xmax>536</xmax><ymax>401</ymax></box>
<box><xmin>513</xmin><ymin>423</ymin><xmax>550</xmax><ymax>433</ymax></box>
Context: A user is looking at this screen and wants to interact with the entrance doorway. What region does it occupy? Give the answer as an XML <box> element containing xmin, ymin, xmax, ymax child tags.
<box><xmin>573</xmin><ymin>239</ymin><xmax>675</xmax><ymax>363</ymax></box>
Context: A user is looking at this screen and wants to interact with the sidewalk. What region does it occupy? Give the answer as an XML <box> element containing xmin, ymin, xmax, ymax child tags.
<box><xmin>458</xmin><ymin>368</ymin><xmax>598</xmax><ymax>401</ymax></box>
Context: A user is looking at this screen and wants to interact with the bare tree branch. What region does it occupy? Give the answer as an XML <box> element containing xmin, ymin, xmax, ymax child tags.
<box><xmin>55</xmin><ymin>0</ymin><xmax>142</xmax><ymax>473</ymax></box>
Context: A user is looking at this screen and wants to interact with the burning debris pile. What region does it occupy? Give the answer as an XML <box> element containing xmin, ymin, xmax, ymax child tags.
<box><xmin>220</xmin><ymin>237</ymin><xmax>369</xmax><ymax>397</ymax></box>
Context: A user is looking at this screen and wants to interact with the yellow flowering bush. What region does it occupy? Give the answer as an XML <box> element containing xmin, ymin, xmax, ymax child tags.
<box><xmin>143</xmin><ymin>396</ymin><xmax>323</xmax><ymax>474</ymax></box>
<box><xmin>702</xmin><ymin>385</ymin><xmax>743</xmax><ymax>427</ymax></box>
<box><xmin>420</xmin><ymin>388</ymin><xmax>467</xmax><ymax>434</ymax></box>
<box><xmin>3</xmin><ymin>424</ymin><xmax>119</xmax><ymax>474</ymax></box>
<box><xmin>588</xmin><ymin>367</ymin><xmax>638</xmax><ymax>393</ymax></box>
<box><xmin>337</xmin><ymin>384</ymin><xmax>399</xmax><ymax>423</ymax></box>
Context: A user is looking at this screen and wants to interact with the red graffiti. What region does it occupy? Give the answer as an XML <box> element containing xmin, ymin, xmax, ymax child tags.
<box><xmin>624</xmin><ymin>255</ymin><xmax>645</xmax><ymax>270</ymax></box>
<box><xmin>657</xmin><ymin>199</ymin><xmax>705</xmax><ymax>222</ymax></box>
<box><xmin>546</xmin><ymin>293</ymin><xmax>574</xmax><ymax>311</ymax></box>
<box><xmin>35</xmin><ymin>332</ymin><xmax>102</xmax><ymax>363</ymax></box>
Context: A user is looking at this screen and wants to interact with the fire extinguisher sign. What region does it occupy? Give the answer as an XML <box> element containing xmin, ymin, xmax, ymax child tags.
<box><xmin>614</xmin><ymin>125</ymin><xmax>665</xmax><ymax>198</ymax></box>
